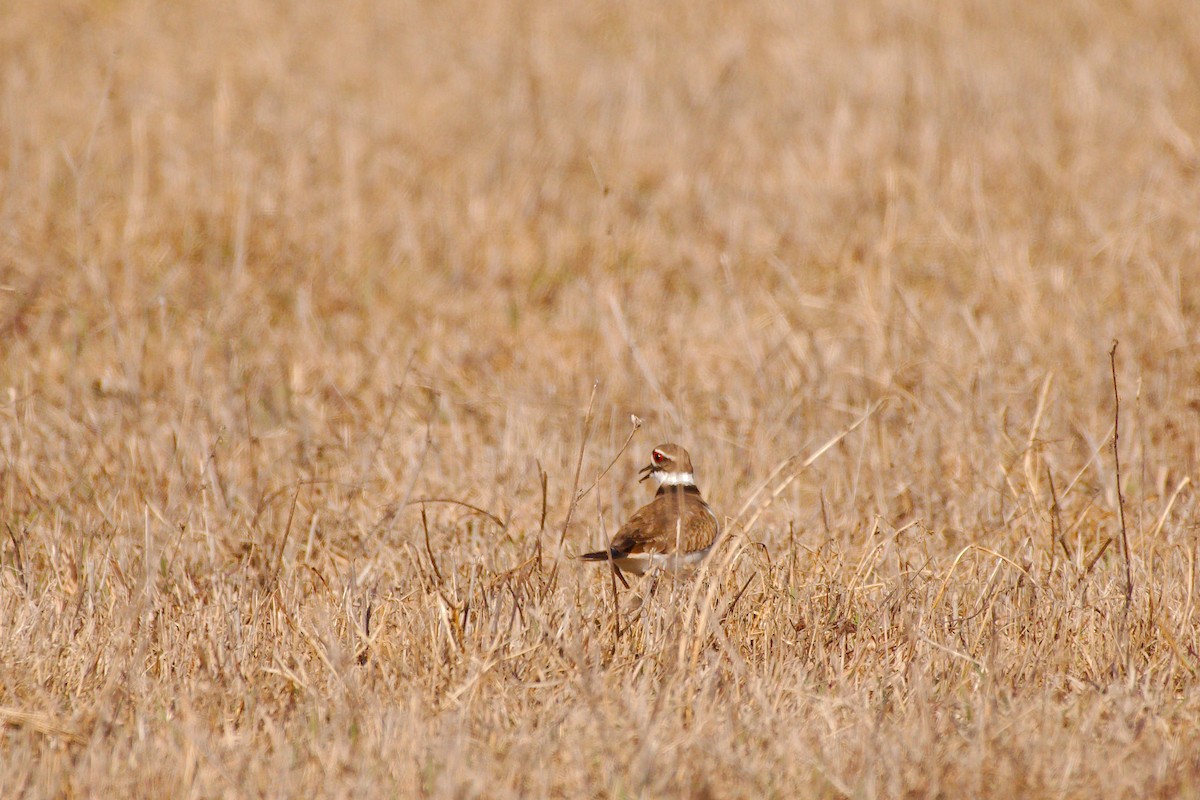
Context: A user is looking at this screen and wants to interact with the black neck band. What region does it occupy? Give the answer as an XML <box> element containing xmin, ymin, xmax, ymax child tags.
<box><xmin>657</xmin><ymin>484</ymin><xmax>700</xmax><ymax>497</ymax></box>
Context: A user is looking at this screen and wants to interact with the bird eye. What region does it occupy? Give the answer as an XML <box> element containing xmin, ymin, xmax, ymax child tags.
<box><xmin>652</xmin><ymin>451</ymin><xmax>663</xmax><ymax>463</ymax></box>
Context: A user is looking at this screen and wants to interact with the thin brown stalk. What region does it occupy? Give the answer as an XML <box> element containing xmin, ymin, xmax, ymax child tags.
<box><xmin>1109</xmin><ymin>341</ymin><xmax>1133</xmax><ymax>612</ymax></box>
<box><xmin>547</xmin><ymin>382</ymin><xmax>598</xmax><ymax>590</ymax></box>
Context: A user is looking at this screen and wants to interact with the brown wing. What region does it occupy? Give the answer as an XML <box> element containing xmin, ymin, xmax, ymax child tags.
<box><xmin>606</xmin><ymin>502</ymin><xmax>664</xmax><ymax>557</ymax></box>
<box><xmin>682</xmin><ymin>499</ymin><xmax>720</xmax><ymax>551</ymax></box>
<box><xmin>608</xmin><ymin>492</ymin><xmax>718</xmax><ymax>556</ymax></box>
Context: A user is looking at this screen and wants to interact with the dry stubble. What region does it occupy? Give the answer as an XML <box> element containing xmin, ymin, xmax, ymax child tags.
<box><xmin>3</xmin><ymin>1</ymin><xmax>1200</xmax><ymax>797</ymax></box>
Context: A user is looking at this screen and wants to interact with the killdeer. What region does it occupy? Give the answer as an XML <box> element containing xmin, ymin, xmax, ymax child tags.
<box><xmin>580</xmin><ymin>443</ymin><xmax>720</xmax><ymax>580</ymax></box>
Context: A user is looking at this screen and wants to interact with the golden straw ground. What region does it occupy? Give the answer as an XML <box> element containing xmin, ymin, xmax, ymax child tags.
<box><xmin>2</xmin><ymin>1</ymin><xmax>1200</xmax><ymax>797</ymax></box>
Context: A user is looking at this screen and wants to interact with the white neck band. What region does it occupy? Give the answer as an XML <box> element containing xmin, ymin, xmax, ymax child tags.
<box><xmin>656</xmin><ymin>471</ymin><xmax>695</xmax><ymax>486</ymax></box>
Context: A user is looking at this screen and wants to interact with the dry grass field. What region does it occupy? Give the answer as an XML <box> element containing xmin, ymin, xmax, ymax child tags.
<box><xmin>3</xmin><ymin>0</ymin><xmax>1200</xmax><ymax>797</ymax></box>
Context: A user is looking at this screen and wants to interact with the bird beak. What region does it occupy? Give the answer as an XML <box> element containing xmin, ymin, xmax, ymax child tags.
<box><xmin>638</xmin><ymin>463</ymin><xmax>654</xmax><ymax>482</ymax></box>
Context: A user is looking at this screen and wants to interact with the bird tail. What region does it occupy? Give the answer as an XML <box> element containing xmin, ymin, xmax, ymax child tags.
<box><xmin>579</xmin><ymin>549</ymin><xmax>631</xmax><ymax>588</ymax></box>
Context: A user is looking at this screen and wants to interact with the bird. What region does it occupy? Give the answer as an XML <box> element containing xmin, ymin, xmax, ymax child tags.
<box><xmin>580</xmin><ymin>443</ymin><xmax>720</xmax><ymax>582</ymax></box>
